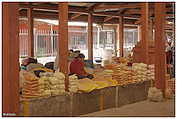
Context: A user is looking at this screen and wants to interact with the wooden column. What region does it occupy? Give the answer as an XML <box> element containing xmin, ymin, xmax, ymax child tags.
<box><xmin>27</xmin><ymin>7</ymin><xmax>34</xmax><ymax>57</ymax></box>
<box><xmin>114</xmin><ymin>27</ymin><xmax>118</xmax><ymax>56</ymax></box>
<box><xmin>88</xmin><ymin>12</ymin><xmax>93</xmax><ymax>61</ymax></box>
<box><xmin>149</xmin><ymin>19</ymin><xmax>153</xmax><ymax>40</ymax></box>
<box><xmin>154</xmin><ymin>3</ymin><xmax>166</xmax><ymax>91</ymax></box>
<box><xmin>58</xmin><ymin>3</ymin><xmax>69</xmax><ymax>91</ymax></box>
<box><xmin>3</xmin><ymin>2</ymin><xmax>19</xmax><ymax>116</ymax></box>
<box><xmin>141</xmin><ymin>3</ymin><xmax>149</xmax><ymax>64</ymax></box>
<box><xmin>119</xmin><ymin>16</ymin><xmax>124</xmax><ymax>57</ymax></box>
<box><xmin>138</xmin><ymin>25</ymin><xmax>141</xmax><ymax>42</ymax></box>
<box><xmin>116</xmin><ymin>25</ymin><xmax>119</xmax><ymax>57</ymax></box>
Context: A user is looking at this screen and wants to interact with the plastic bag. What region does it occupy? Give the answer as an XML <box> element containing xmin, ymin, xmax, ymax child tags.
<box><xmin>77</xmin><ymin>78</ymin><xmax>98</xmax><ymax>93</ymax></box>
<box><xmin>94</xmin><ymin>81</ymin><xmax>109</xmax><ymax>89</ymax></box>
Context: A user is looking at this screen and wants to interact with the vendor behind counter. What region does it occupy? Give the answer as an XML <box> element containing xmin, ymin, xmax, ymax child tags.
<box><xmin>20</xmin><ymin>57</ymin><xmax>53</xmax><ymax>77</ymax></box>
<box><xmin>70</xmin><ymin>53</ymin><xmax>94</xmax><ymax>79</ymax></box>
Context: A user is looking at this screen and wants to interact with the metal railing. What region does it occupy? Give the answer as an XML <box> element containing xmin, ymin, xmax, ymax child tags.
<box><xmin>19</xmin><ymin>27</ymin><xmax>117</xmax><ymax>58</ymax></box>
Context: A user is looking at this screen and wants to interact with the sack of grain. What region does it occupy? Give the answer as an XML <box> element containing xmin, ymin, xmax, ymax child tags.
<box><xmin>148</xmin><ymin>87</ymin><xmax>163</xmax><ymax>102</ymax></box>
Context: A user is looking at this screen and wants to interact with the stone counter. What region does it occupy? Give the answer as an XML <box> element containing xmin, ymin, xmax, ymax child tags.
<box><xmin>20</xmin><ymin>94</ymin><xmax>72</xmax><ymax>117</ymax></box>
<box><xmin>117</xmin><ymin>80</ymin><xmax>151</xmax><ymax>107</ymax></box>
<box><xmin>20</xmin><ymin>80</ymin><xmax>151</xmax><ymax>116</ymax></box>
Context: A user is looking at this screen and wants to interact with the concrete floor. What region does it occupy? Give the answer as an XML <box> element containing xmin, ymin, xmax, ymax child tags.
<box><xmin>81</xmin><ymin>98</ymin><xmax>175</xmax><ymax>117</ymax></box>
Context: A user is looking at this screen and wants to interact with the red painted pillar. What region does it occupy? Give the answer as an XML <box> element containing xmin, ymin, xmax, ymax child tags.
<box><xmin>119</xmin><ymin>16</ymin><xmax>124</xmax><ymax>57</ymax></box>
<box><xmin>58</xmin><ymin>2</ymin><xmax>69</xmax><ymax>91</ymax></box>
<box><xmin>141</xmin><ymin>3</ymin><xmax>149</xmax><ymax>64</ymax></box>
<box><xmin>88</xmin><ymin>12</ymin><xmax>93</xmax><ymax>61</ymax></box>
<box><xmin>27</xmin><ymin>7</ymin><xmax>34</xmax><ymax>57</ymax></box>
<box><xmin>154</xmin><ymin>3</ymin><xmax>166</xmax><ymax>92</ymax></box>
<box><xmin>2</xmin><ymin>2</ymin><xmax>19</xmax><ymax>116</ymax></box>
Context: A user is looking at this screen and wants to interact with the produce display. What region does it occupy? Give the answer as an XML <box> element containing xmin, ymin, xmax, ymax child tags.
<box><xmin>94</xmin><ymin>80</ymin><xmax>109</xmax><ymax>89</ymax></box>
<box><xmin>39</xmin><ymin>72</ymin><xmax>66</xmax><ymax>96</ymax></box>
<box><xmin>104</xmin><ymin>63</ymin><xmax>153</xmax><ymax>85</ymax></box>
<box><xmin>112</xmin><ymin>64</ymin><xmax>136</xmax><ymax>85</ymax></box>
<box><xmin>119</xmin><ymin>57</ymin><xmax>128</xmax><ymax>64</ymax></box>
<box><xmin>69</xmin><ymin>74</ymin><xmax>79</xmax><ymax>93</ymax></box>
<box><xmin>147</xmin><ymin>64</ymin><xmax>155</xmax><ymax>80</ymax></box>
<box><xmin>20</xmin><ymin>61</ymin><xmax>154</xmax><ymax>97</ymax></box>
<box><xmin>78</xmin><ymin>78</ymin><xmax>98</xmax><ymax>93</ymax></box>
<box><xmin>112</xmin><ymin>57</ymin><xmax>128</xmax><ymax>64</ymax></box>
<box><xmin>77</xmin><ymin>76</ymin><xmax>117</xmax><ymax>93</ymax></box>
<box><xmin>21</xmin><ymin>71</ymin><xmax>66</xmax><ymax>100</ymax></box>
<box><xmin>93</xmin><ymin>69</ymin><xmax>118</xmax><ymax>86</ymax></box>
<box><xmin>132</xmin><ymin>63</ymin><xmax>148</xmax><ymax>82</ymax></box>
<box><xmin>22</xmin><ymin>72</ymin><xmax>40</xmax><ymax>99</ymax></box>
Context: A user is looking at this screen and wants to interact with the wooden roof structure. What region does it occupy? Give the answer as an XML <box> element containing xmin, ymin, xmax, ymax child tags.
<box><xmin>19</xmin><ymin>2</ymin><xmax>175</xmax><ymax>27</ymax></box>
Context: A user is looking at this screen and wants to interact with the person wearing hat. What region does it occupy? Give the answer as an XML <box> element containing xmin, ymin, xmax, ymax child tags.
<box><xmin>70</xmin><ymin>53</ymin><xmax>94</xmax><ymax>79</ymax></box>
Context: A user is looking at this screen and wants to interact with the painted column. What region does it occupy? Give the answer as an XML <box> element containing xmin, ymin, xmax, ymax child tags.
<box><xmin>27</xmin><ymin>7</ymin><xmax>34</xmax><ymax>57</ymax></box>
<box><xmin>58</xmin><ymin>2</ymin><xmax>69</xmax><ymax>91</ymax></box>
<box><xmin>88</xmin><ymin>12</ymin><xmax>93</xmax><ymax>61</ymax></box>
<box><xmin>154</xmin><ymin>3</ymin><xmax>166</xmax><ymax>92</ymax></box>
<box><xmin>2</xmin><ymin>2</ymin><xmax>19</xmax><ymax>116</ymax></box>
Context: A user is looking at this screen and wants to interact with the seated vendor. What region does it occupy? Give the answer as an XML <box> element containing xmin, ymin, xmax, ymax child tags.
<box><xmin>70</xmin><ymin>53</ymin><xmax>94</xmax><ymax>79</ymax></box>
<box><xmin>20</xmin><ymin>57</ymin><xmax>37</xmax><ymax>70</ymax></box>
<box><xmin>20</xmin><ymin>58</ymin><xmax>29</xmax><ymax>70</ymax></box>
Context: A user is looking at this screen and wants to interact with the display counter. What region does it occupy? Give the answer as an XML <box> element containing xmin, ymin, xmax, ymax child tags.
<box><xmin>20</xmin><ymin>80</ymin><xmax>151</xmax><ymax>116</ymax></box>
<box><xmin>20</xmin><ymin>94</ymin><xmax>72</xmax><ymax>116</ymax></box>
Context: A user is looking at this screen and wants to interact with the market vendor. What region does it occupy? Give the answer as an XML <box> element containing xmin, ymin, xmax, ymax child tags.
<box><xmin>54</xmin><ymin>49</ymin><xmax>75</xmax><ymax>71</ymax></box>
<box><xmin>20</xmin><ymin>58</ymin><xmax>29</xmax><ymax>70</ymax></box>
<box><xmin>70</xmin><ymin>53</ymin><xmax>94</xmax><ymax>79</ymax></box>
<box><xmin>20</xmin><ymin>57</ymin><xmax>38</xmax><ymax>70</ymax></box>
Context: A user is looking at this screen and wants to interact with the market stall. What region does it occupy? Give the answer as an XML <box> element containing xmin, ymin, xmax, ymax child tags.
<box><xmin>19</xmin><ymin>61</ymin><xmax>154</xmax><ymax>116</ymax></box>
<box><xmin>3</xmin><ymin>2</ymin><xmax>175</xmax><ymax>117</ymax></box>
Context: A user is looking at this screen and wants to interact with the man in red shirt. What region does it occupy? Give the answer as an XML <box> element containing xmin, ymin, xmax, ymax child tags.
<box><xmin>70</xmin><ymin>53</ymin><xmax>94</xmax><ymax>79</ymax></box>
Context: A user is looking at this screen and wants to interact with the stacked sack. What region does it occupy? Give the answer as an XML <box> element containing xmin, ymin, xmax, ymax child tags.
<box><xmin>103</xmin><ymin>70</ymin><xmax>114</xmax><ymax>79</ymax></box>
<box><xmin>38</xmin><ymin>72</ymin><xmax>54</xmax><ymax>97</ymax></box>
<box><xmin>38</xmin><ymin>72</ymin><xmax>66</xmax><ymax>96</ymax></box>
<box><xmin>112</xmin><ymin>64</ymin><xmax>133</xmax><ymax>85</ymax></box>
<box><xmin>38</xmin><ymin>76</ymin><xmax>52</xmax><ymax>97</ymax></box>
<box><xmin>147</xmin><ymin>64</ymin><xmax>155</xmax><ymax>80</ymax></box>
<box><xmin>69</xmin><ymin>74</ymin><xmax>79</xmax><ymax>93</ymax></box>
<box><xmin>78</xmin><ymin>78</ymin><xmax>98</xmax><ymax>93</ymax></box>
<box><xmin>51</xmin><ymin>72</ymin><xmax>66</xmax><ymax>95</ymax></box>
<box><xmin>22</xmin><ymin>72</ymin><xmax>40</xmax><ymax>100</ymax></box>
<box><xmin>148</xmin><ymin>87</ymin><xmax>163</xmax><ymax>102</ymax></box>
<box><xmin>93</xmin><ymin>70</ymin><xmax>118</xmax><ymax>87</ymax></box>
<box><xmin>132</xmin><ymin>63</ymin><xmax>148</xmax><ymax>82</ymax></box>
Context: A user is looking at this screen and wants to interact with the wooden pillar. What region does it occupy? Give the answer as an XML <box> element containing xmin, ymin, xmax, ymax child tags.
<box><xmin>3</xmin><ymin>2</ymin><xmax>19</xmax><ymax>116</ymax></box>
<box><xmin>88</xmin><ymin>12</ymin><xmax>93</xmax><ymax>61</ymax></box>
<box><xmin>141</xmin><ymin>3</ymin><xmax>149</xmax><ymax>64</ymax></box>
<box><xmin>58</xmin><ymin>2</ymin><xmax>69</xmax><ymax>91</ymax></box>
<box><xmin>27</xmin><ymin>7</ymin><xmax>34</xmax><ymax>57</ymax></box>
<box><xmin>113</xmin><ymin>27</ymin><xmax>118</xmax><ymax>56</ymax></box>
<box><xmin>138</xmin><ymin>25</ymin><xmax>141</xmax><ymax>42</ymax></box>
<box><xmin>119</xmin><ymin>16</ymin><xmax>124</xmax><ymax>57</ymax></box>
<box><xmin>154</xmin><ymin>3</ymin><xmax>166</xmax><ymax>91</ymax></box>
<box><xmin>149</xmin><ymin>19</ymin><xmax>153</xmax><ymax>40</ymax></box>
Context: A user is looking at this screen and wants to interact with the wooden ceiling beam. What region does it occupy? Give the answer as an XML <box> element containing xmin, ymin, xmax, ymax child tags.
<box><xmin>71</xmin><ymin>13</ymin><xmax>82</xmax><ymax>20</ymax></box>
<box><xmin>19</xmin><ymin>3</ymin><xmax>89</xmax><ymax>14</ymax></box>
<box><xmin>94</xmin><ymin>11</ymin><xmax>140</xmax><ymax>19</ymax></box>
<box><xmin>87</xmin><ymin>3</ymin><xmax>103</xmax><ymax>11</ymax></box>
<box><xmin>20</xmin><ymin>10</ymin><xmax>137</xmax><ymax>25</ymax></box>
<box><xmin>124</xmin><ymin>9</ymin><xmax>141</xmax><ymax>14</ymax></box>
<box><xmin>19</xmin><ymin>3</ymin><xmax>143</xmax><ymax>19</ymax></box>
<box><xmin>20</xmin><ymin>8</ymin><xmax>140</xmax><ymax>20</ymax></box>
<box><xmin>93</xmin><ymin>3</ymin><xmax>142</xmax><ymax>11</ymax></box>
<box><xmin>103</xmin><ymin>16</ymin><xmax>114</xmax><ymax>22</ymax></box>
<box><xmin>20</xmin><ymin>9</ymin><xmax>59</xmax><ymax>19</ymax></box>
